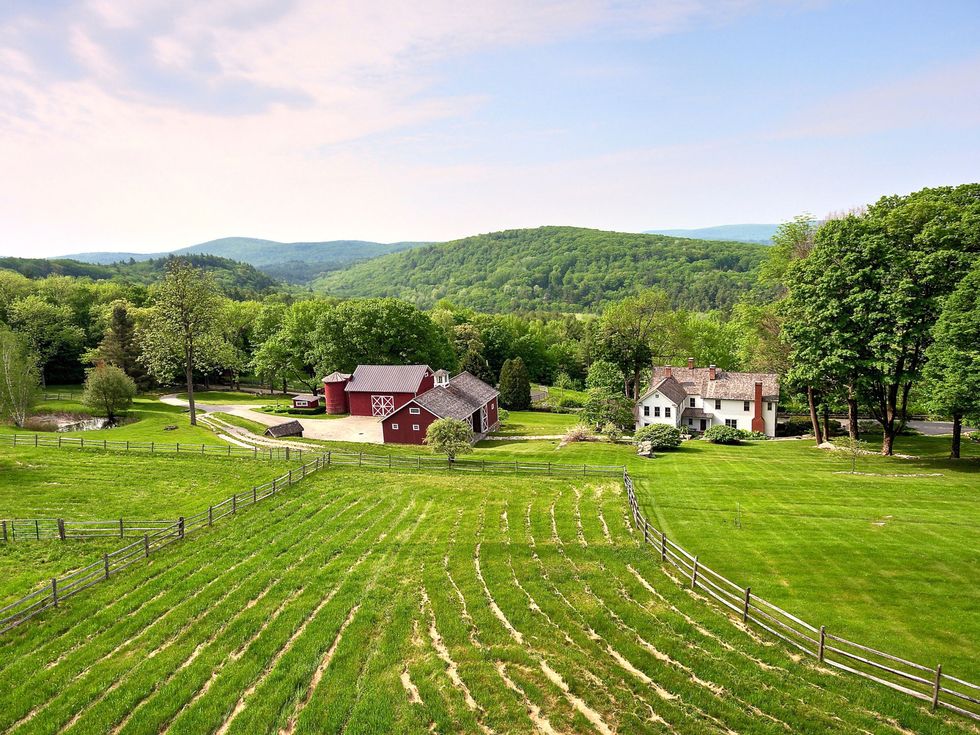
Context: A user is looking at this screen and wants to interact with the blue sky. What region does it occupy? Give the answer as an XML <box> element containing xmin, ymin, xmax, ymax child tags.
<box><xmin>1</xmin><ymin>0</ymin><xmax>978</xmax><ymax>256</ymax></box>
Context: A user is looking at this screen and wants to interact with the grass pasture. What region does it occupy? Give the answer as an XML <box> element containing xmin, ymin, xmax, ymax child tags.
<box><xmin>0</xmin><ymin>446</ymin><xmax>297</xmax><ymax>604</ymax></box>
<box><xmin>631</xmin><ymin>436</ymin><xmax>980</xmax><ymax>680</ymax></box>
<box><xmin>493</xmin><ymin>410</ymin><xmax>580</xmax><ymax>436</ymax></box>
<box><xmin>0</xmin><ymin>461</ymin><xmax>972</xmax><ymax>733</ymax></box>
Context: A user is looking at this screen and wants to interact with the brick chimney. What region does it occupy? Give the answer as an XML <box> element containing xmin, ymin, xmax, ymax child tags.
<box><xmin>751</xmin><ymin>381</ymin><xmax>765</xmax><ymax>433</ymax></box>
<box><xmin>687</xmin><ymin>357</ymin><xmax>694</xmax><ymax>369</ymax></box>
<box><xmin>709</xmin><ymin>364</ymin><xmax>716</xmax><ymax>380</ymax></box>
<box><xmin>664</xmin><ymin>366</ymin><xmax>672</xmax><ymax>377</ymax></box>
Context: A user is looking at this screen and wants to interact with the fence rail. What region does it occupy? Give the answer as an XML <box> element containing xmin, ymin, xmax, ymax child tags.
<box><xmin>0</xmin><ymin>455</ymin><xmax>328</xmax><ymax>635</ymax></box>
<box><xmin>0</xmin><ymin>518</ymin><xmax>176</xmax><ymax>542</ymax></box>
<box><xmin>4</xmin><ymin>433</ymin><xmax>306</xmax><ymax>461</ymax></box>
<box><xmin>623</xmin><ymin>470</ymin><xmax>979</xmax><ymax>721</ymax></box>
<box><xmin>3</xmin><ymin>433</ymin><xmax>626</xmax><ymax>477</ymax></box>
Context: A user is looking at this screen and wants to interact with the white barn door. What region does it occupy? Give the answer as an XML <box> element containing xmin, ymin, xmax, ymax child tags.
<box><xmin>371</xmin><ymin>395</ymin><xmax>394</xmax><ymax>416</ymax></box>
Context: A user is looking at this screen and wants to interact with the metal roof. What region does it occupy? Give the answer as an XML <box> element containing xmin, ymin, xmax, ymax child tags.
<box><xmin>322</xmin><ymin>371</ymin><xmax>351</xmax><ymax>383</ymax></box>
<box><xmin>345</xmin><ymin>364</ymin><xmax>431</xmax><ymax>394</ymax></box>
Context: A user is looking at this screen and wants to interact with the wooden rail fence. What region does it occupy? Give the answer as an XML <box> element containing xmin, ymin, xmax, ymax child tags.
<box><xmin>0</xmin><ymin>455</ymin><xmax>328</xmax><ymax>634</ymax></box>
<box><xmin>623</xmin><ymin>470</ymin><xmax>979</xmax><ymax>721</ymax></box>
<box><xmin>1</xmin><ymin>518</ymin><xmax>175</xmax><ymax>542</ymax></box>
<box><xmin>3</xmin><ymin>433</ymin><xmax>626</xmax><ymax>477</ymax></box>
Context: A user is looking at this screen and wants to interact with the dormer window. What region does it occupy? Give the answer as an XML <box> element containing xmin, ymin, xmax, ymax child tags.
<box><xmin>434</xmin><ymin>370</ymin><xmax>449</xmax><ymax>387</ymax></box>
<box><xmin>689</xmin><ymin>397</ymin><xmax>695</xmax><ymax>407</ymax></box>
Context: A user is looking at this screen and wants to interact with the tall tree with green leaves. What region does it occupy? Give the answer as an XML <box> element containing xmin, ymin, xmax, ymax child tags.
<box><xmin>597</xmin><ymin>289</ymin><xmax>672</xmax><ymax>398</ymax></box>
<box><xmin>498</xmin><ymin>357</ymin><xmax>531</xmax><ymax>410</ymax></box>
<box><xmin>138</xmin><ymin>259</ymin><xmax>226</xmax><ymax>426</ymax></box>
<box><xmin>7</xmin><ymin>294</ymin><xmax>85</xmax><ymax>387</ymax></box>
<box><xmin>0</xmin><ymin>328</ymin><xmax>40</xmax><ymax>428</ymax></box>
<box><xmin>923</xmin><ymin>262</ymin><xmax>980</xmax><ymax>458</ymax></box>
<box><xmin>89</xmin><ymin>302</ymin><xmax>149</xmax><ymax>389</ymax></box>
<box><xmin>83</xmin><ymin>363</ymin><xmax>137</xmax><ymax>423</ymax></box>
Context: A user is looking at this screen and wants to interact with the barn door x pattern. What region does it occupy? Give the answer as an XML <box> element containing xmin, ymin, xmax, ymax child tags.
<box><xmin>371</xmin><ymin>395</ymin><xmax>394</xmax><ymax>416</ymax></box>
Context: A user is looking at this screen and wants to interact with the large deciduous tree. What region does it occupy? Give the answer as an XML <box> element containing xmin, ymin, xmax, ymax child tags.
<box><xmin>0</xmin><ymin>328</ymin><xmax>40</xmax><ymax>428</ymax></box>
<box><xmin>783</xmin><ymin>185</ymin><xmax>980</xmax><ymax>454</ymax></box>
<box><xmin>597</xmin><ymin>289</ymin><xmax>672</xmax><ymax>398</ymax></box>
<box><xmin>138</xmin><ymin>259</ymin><xmax>227</xmax><ymax>426</ymax></box>
<box><xmin>7</xmin><ymin>295</ymin><xmax>85</xmax><ymax>387</ymax></box>
<box><xmin>83</xmin><ymin>363</ymin><xmax>137</xmax><ymax>423</ymax></box>
<box><xmin>312</xmin><ymin>298</ymin><xmax>454</xmax><ymax>375</ymax></box>
<box><xmin>424</xmin><ymin>418</ymin><xmax>474</xmax><ymax>461</ymax></box>
<box><xmin>923</xmin><ymin>261</ymin><xmax>980</xmax><ymax>458</ymax></box>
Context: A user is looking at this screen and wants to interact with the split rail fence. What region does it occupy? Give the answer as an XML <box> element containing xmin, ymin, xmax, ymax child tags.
<box><xmin>1</xmin><ymin>518</ymin><xmax>174</xmax><ymax>543</ymax></box>
<box><xmin>3</xmin><ymin>433</ymin><xmax>625</xmax><ymax>477</ymax></box>
<box><xmin>623</xmin><ymin>470</ymin><xmax>979</xmax><ymax>721</ymax></box>
<box><xmin>0</xmin><ymin>455</ymin><xmax>328</xmax><ymax>635</ymax></box>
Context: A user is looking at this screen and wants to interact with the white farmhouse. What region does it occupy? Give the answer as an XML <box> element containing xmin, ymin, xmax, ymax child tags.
<box><xmin>635</xmin><ymin>359</ymin><xmax>780</xmax><ymax>437</ymax></box>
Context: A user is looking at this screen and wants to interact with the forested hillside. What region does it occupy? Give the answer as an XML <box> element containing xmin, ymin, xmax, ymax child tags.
<box><xmin>59</xmin><ymin>237</ymin><xmax>428</xmax><ymax>284</ymax></box>
<box><xmin>0</xmin><ymin>254</ymin><xmax>277</xmax><ymax>298</ymax></box>
<box><xmin>314</xmin><ymin>226</ymin><xmax>766</xmax><ymax>311</ymax></box>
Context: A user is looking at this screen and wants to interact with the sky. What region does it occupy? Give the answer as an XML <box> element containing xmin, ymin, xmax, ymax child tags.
<box><xmin>1</xmin><ymin>1</ymin><xmax>979</xmax><ymax>257</ymax></box>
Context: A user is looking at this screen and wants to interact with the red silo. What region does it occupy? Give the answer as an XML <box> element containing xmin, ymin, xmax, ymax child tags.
<box><xmin>323</xmin><ymin>371</ymin><xmax>351</xmax><ymax>414</ymax></box>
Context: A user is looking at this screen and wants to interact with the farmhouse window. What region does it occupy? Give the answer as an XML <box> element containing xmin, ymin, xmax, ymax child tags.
<box><xmin>412</xmin><ymin>424</ymin><xmax>420</xmax><ymax>431</ymax></box>
<box><xmin>409</xmin><ymin>407</ymin><xmax>421</xmax><ymax>415</ymax></box>
<box><xmin>688</xmin><ymin>419</ymin><xmax>693</xmax><ymax>426</ymax></box>
<box><xmin>643</xmin><ymin>406</ymin><xmax>650</xmax><ymax>417</ymax></box>
<box><xmin>654</xmin><ymin>406</ymin><xmax>661</xmax><ymax>417</ymax></box>
<box><xmin>391</xmin><ymin>423</ymin><xmax>399</xmax><ymax>430</ymax></box>
<box><xmin>715</xmin><ymin>399</ymin><xmax>721</xmax><ymax>410</ymax></box>
<box><xmin>665</xmin><ymin>407</ymin><xmax>671</xmax><ymax>418</ymax></box>
<box><xmin>767</xmin><ymin>402</ymin><xmax>773</xmax><ymax>411</ymax></box>
<box><xmin>689</xmin><ymin>398</ymin><xmax>695</xmax><ymax>407</ymax></box>
<box><xmin>743</xmin><ymin>401</ymin><xmax>750</xmax><ymax>411</ymax></box>
<box><xmin>725</xmin><ymin>418</ymin><xmax>737</xmax><ymax>428</ymax></box>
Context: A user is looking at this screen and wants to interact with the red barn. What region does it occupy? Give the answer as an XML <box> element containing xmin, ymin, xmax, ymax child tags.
<box><xmin>338</xmin><ymin>364</ymin><xmax>435</xmax><ymax>417</ymax></box>
<box><xmin>381</xmin><ymin>371</ymin><xmax>499</xmax><ymax>445</ymax></box>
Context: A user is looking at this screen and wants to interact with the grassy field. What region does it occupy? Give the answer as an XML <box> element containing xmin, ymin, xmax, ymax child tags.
<box><xmin>493</xmin><ymin>410</ymin><xmax>580</xmax><ymax>436</ymax></box>
<box><xmin>631</xmin><ymin>435</ymin><xmax>980</xmax><ymax>680</ymax></box>
<box><xmin>0</xmin><ymin>447</ymin><xmax>297</xmax><ymax>603</ymax></box>
<box><xmin>0</xmin><ymin>463</ymin><xmax>968</xmax><ymax>734</ymax></box>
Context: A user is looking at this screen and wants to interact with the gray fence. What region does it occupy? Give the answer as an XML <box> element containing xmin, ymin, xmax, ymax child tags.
<box><xmin>0</xmin><ymin>455</ymin><xmax>328</xmax><ymax>635</ymax></box>
<box><xmin>1</xmin><ymin>518</ymin><xmax>175</xmax><ymax>542</ymax></box>
<box><xmin>623</xmin><ymin>471</ymin><xmax>979</xmax><ymax>721</ymax></box>
<box><xmin>4</xmin><ymin>433</ymin><xmax>307</xmax><ymax>461</ymax></box>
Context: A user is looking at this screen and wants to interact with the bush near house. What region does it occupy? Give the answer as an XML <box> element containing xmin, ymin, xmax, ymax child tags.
<box><xmin>703</xmin><ymin>425</ymin><xmax>742</xmax><ymax>444</ymax></box>
<box><xmin>633</xmin><ymin>423</ymin><xmax>682</xmax><ymax>449</ymax></box>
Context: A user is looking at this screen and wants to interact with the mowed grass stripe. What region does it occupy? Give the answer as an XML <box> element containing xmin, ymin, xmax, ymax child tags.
<box><xmin>63</xmin><ymin>494</ymin><xmax>395</xmax><ymax>735</ymax></box>
<box><xmin>6</xmin><ymin>486</ymin><xmax>369</xmax><ymax>734</ymax></box>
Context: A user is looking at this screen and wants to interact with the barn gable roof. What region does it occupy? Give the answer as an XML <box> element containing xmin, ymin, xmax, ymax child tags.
<box><xmin>345</xmin><ymin>364</ymin><xmax>431</xmax><ymax>394</ymax></box>
<box><xmin>384</xmin><ymin>371</ymin><xmax>498</xmax><ymax>422</ymax></box>
<box><xmin>264</xmin><ymin>420</ymin><xmax>303</xmax><ymax>438</ymax></box>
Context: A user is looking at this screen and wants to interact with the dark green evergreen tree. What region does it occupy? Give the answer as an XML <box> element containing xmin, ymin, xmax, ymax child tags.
<box><xmin>498</xmin><ymin>357</ymin><xmax>531</xmax><ymax>410</ymax></box>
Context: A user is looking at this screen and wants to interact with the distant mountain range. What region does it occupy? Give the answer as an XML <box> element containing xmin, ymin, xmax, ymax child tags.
<box><xmin>645</xmin><ymin>224</ymin><xmax>779</xmax><ymax>244</ymax></box>
<box><xmin>56</xmin><ymin>237</ymin><xmax>429</xmax><ymax>284</ymax></box>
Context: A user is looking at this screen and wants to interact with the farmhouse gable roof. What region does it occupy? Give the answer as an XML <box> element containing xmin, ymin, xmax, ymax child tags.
<box><xmin>647</xmin><ymin>366</ymin><xmax>779</xmax><ymax>402</ymax></box>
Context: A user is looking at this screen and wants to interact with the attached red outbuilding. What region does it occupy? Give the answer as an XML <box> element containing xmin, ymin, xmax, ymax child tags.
<box><xmin>380</xmin><ymin>371</ymin><xmax>499</xmax><ymax>445</ymax></box>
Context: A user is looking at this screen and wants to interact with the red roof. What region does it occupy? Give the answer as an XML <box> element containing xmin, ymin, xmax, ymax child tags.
<box><xmin>345</xmin><ymin>364</ymin><xmax>431</xmax><ymax>394</ymax></box>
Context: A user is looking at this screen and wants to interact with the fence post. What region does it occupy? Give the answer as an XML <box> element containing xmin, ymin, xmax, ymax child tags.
<box><xmin>119</xmin><ymin>518</ymin><xmax>124</xmax><ymax>538</ymax></box>
<box><xmin>288</xmin><ymin>469</ymin><xmax>293</xmax><ymax>484</ymax></box>
<box><xmin>208</xmin><ymin>506</ymin><xmax>213</xmax><ymax>526</ymax></box>
<box><xmin>272</xmin><ymin>478</ymin><xmax>277</xmax><ymax>495</ymax></box>
<box><xmin>359</xmin><ymin>452</ymin><xmax>363</xmax><ymax>466</ymax></box>
<box><xmin>58</xmin><ymin>518</ymin><xmax>66</xmax><ymax>541</ymax></box>
<box><xmin>51</xmin><ymin>578</ymin><xmax>58</xmax><ymax>608</ymax></box>
<box><xmin>103</xmin><ymin>553</ymin><xmax>110</xmax><ymax>580</ymax></box>
<box><xmin>232</xmin><ymin>495</ymin><xmax>237</xmax><ymax>514</ymax></box>
<box><xmin>151</xmin><ymin>441</ymin><xmax>154</xmax><ymax>454</ymax></box>
<box><xmin>691</xmin><ymin>556</ymin><xmax>699</xmax><ymax>589</ymax></box>
<box><xmin>327</xmin><ymin>451</ymin><xmax>332</xmax><ymax>465</ymax></box>
<box><xmin>34</xmin><ymin>433</ymin><xmax>38</xmax><ymax>447</ymax></box>
<box><xmin>178</xmin><ymin>517</ymin><xmax>184</xmax><ymax>539</ymax></box>
<box><xmin>144</xmin><ymin>533</ymin><xmax>150</xmax><ymax>558</ymax></box>
<box><xmin>932</xmin><ymin>664</ymin><xmax>942</xmax><ymax>710</ymax></box>
<box><xmin>35</xmin><ymin>519</ymin><xmax>40</xmax><ymax>540</ymax></box>
<box><xmin>818</xmin><ymin>626</ymin><xmax>826</xmax><ymax>661</ymax></box>
<box><xmin>176</xmin><ymin>443</ymin><xmax>180</xmax><ymax>453</ymax></box>
<box><xmin>643</xmin><ymin>520</ymin><xmax>649</xmax><ymax>544</ymax></box>
<box><xmin>253</xmin><ymin>486</ymin><xmax>257</xmax><ymax>503</ymax></box>
<box><xmin>286</xmin><ymin>447</ymin><xmax>290</xmax><ymax>461</ymax></box>
<box><xmin>660</xmin><ymin>533</ymin><xmax>666</xmax><ymax>561</ymax></box>
<box><xmin>2</xmin><ymin>520</ymin><xmax>6</xmax><ymax>543</ymax></box>
<box><xmin>742</xmin><ymin>587</ymin><xmax>751</xmax><ymax>623</ymax></box>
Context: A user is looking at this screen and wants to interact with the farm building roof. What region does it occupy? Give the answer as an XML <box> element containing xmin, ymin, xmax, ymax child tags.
<box><xmin>264</xmin><ymin>420</ymin><xmax>304</xmax><ymax>438</ymax></box>
<box><xmin>392</xmin><ymin>371</ymin><xmax>499</xmax><ymax>422</ymax></box>
<box><xmin>647</xmin><ymin>366</ymin><xmax>779</xmax><ymax>402</ymax></box>
<box><xmin>292</xmin><ymin>394</ymin><xmax>319</xmax><ymax>402</ymax></box>
<box><xmin>345</xmin><ymin>364</ymin><xmax>431</xmax><ymax>394</ymax></box>
<box><xmin>322</xmin><ymin>371</ymin><xmax>351</xmax><ymax>383</ymax></box>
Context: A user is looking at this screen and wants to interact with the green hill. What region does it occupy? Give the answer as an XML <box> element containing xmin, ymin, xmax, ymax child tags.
<box><xmin>58</xmin><ymin>237</ymin><xmax>429</xmax><ymax>284</ymax></box>
<box><xmin>0</xmin><ymin>254</ymin><xmax>278</xmax><ymax>298</ymax></box>
<box><xmin>314</xmin><ymin>226</ymin><xmax>767</xmax><ymax>311</ymax></box>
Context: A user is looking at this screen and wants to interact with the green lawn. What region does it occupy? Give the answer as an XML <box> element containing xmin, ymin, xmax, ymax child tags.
<box><xmin>0</xmin><ymin>446</ymin><xmax>297</xmax><ymax>604</ymax></box>
<box><xmin>631</xmin><ymin>435</ymin><xmax>980</xmax><ymax>680</ymax></box>
<box><xmin>0</xmin><ymin>466</ymin><xmax>967</xmax><ymax>734</ymax></box>
<box><xmin>211</xmin><ymin>412</ymin><xmax>270</xmax><ymax>435</ymax></box>
<box><xmin>493</xmin><ymin>410</ymin><xmax>580</xmax><ymax>436</ymax></box>
<box><xmin>256</xmin><ymin>406</ymin><xmax>347</xmax><ymax>420</ymax></box>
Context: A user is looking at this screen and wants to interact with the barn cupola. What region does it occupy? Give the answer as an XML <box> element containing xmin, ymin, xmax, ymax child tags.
<box><xmin>434</xmin><ymin>369</ymin><xmax>450</xmax><ymax>387</ymax></box>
